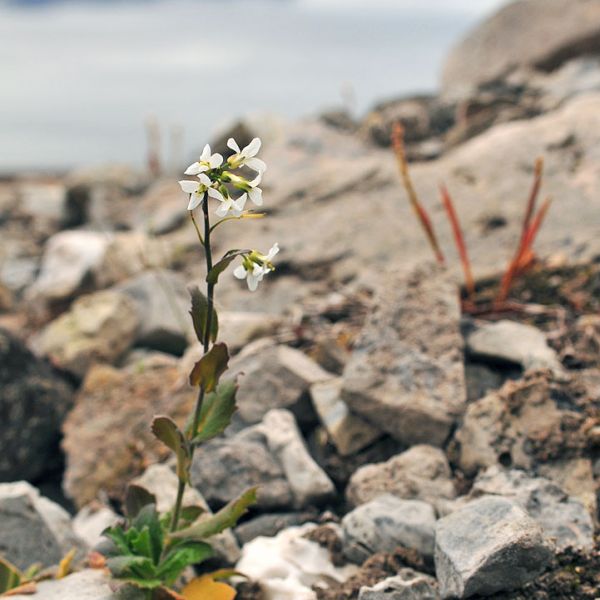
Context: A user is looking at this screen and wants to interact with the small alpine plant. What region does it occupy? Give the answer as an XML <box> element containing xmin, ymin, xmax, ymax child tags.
<box><xmin>102</xmin><ymin>137</ymin><xmax>277</xmax><ymax>599</ymax></box>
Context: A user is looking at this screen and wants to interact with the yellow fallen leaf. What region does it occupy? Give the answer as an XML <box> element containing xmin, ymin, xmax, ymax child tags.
<box><xmin>56</xmin><ymin>549</ymin><xmax>76</xmax><ymax>579</ymax></box>
<box><xmin>181</xmin><ymin>575</ymin><xmax>236</xmax><ymax>600</ymax></box>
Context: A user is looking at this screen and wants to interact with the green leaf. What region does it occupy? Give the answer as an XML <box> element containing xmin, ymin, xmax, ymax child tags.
<box><xmin>206</xmin><ymin>249</ymin><xmax>250</xmax><ymax>285</ymax></box>
<box><xmin>170</xmin><ymin>487</ymin><xmax>257</xmax><ymax>541</ymax></box>
<box><xmin>191</xmin><ymin>380</ymin><xmax>238</xmax><ymax>444</ymax></box>
<box><xmin>156</xmin><ymin>542</ymin><xmax>214</xmax><ymax>586</ymax></box>
<box><xmin>179</xmin><ymin>506</ymin><xmax>206</xmax><ymax>529</ymax></box>
<box><xmin>106</xmin><ymin>555</ymin><xmax>159</xmax><ymax>587</ymax></box>
<box><xmin>151</xmin><ymin>416</ymin><xmax>191</xmax><ymax>484</ymax></box>
<box><xmin>188</xmin><ymin>343</ymin><xmax>229</xmax><ymax>392</ymax></box>
<box><xmin>0</xmin><ymin>556</ymin><xmax>22</xmax><ymax>593</ymax></box>
<box><xmin>125</xmin><ymin>484</ymin><xmax>157</xmax><ymax>521</ymax></box>
<box><xmin>131</xmin><ymin>505</ymin><xmax>164</xmax><ymax>564</ymax></box>
<box><xmin>102</xmin><ymin>524</ymin><xmax>132</xmax><ymax>556</ymax></box>
<box><xmin>189</xmin><ymin>286</ymin><xmax>218</xmax><ymax>344</ymax></box>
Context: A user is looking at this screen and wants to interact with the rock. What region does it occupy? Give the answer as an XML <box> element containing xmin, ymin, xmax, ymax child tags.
<box><xmin>72</xmin><ymin>504</ymin><xmax>119</xmax><ymax>549</ymax></box>
<box><xmin>217</xmin><ymin>311</ymin><xmax>281</xmax><ymax>352</ymax></box>
<box><xmin>35</xmin><ymin>290</ymin><xmax>139</xmax><ymax>378</ymax></box>
<box><xmin>0</xmin><ymin>281</ymin><xmax>13</xmax><ymax>311</ymax></box>
<box><xmin>452</xmin><ymin>372</ymin><xmax>590</xmax><ymax>477</ymax></box>
<box><xmin>132</xmin><ymin>464</ymin><xmax>240</xmax><ymax>563</ymax></box>
<box><xmin>342</xmin><ymin>495</ymin><xmax>436</xmax><ymax>563</ymax></box>
<box><xmin>0</xmin><ymin>329</ymin><xmax>73</xmax><ymax>481</ymax></box>
<box><xmin>358</xmin><ymin>569</ymin><xmax>439</xmax><ymax>600</ymax></box>
<box><xmin>464</xmin><ymin>362</ymin><xmax>513</xmax><ymax>403</ymax></box>
<box><xmin>346</xmin><ymin>445</ymin><xmax>456</xmax><ymax>512</ymax></box>
<box><xmin>262</xmin><ymin>409</ymin><xmax>335</xmax><ymax>508</ymax></box>
<box><xmin>0</xmin><ymin>481</ymin><xmax>85</xmax><ymax>570</ymax></box>
<box><xmin>466</xmin><ymin>320</ymin><xmax>563</xmax><ymax>374</ymax></box>
<box><xmin>117</xmin><ymin>269</ymin><xmax>191</xmax><ymax>355</ymax></box>
<box><xmin>62</xmin><ymin>362</ymin><xmax>195</xmax><ymax>507</ymax></box>
<box><xmin>7</xmin><ymin>569</ymin><xmax>127</xmax><ymax>600</ymax></box>
<box><xmin>310</xmin><ymin>378</ymin><xmax>381</xmax><ymax>456</ymax></box>
<box><xmin>342</xmin><ymin>264</ymin><xmax>466</xmax><ymax>447</ymax></box>
<box><xmin>442</xmin><ymin>0</ymin><xmax>600</xmax><ymax>98</ymax></box>
<box><xmin>235</xmin><ymin>524</ymin><xmax>357</xmax><ymax>600</ymax></box>
<box><xmin>434</xmin><ymin>496</ymin><xmax>552</xmax><ymax>599</ymax></box>
<box><xmin>192</xmin><ymin>425</ymin><xmax>294</xmax><ymax>510</ymax></box>
<box><xmin>26</xmin><ymin>230</ymin><xmax>108</xmax><ymax>303</ymax></box>
<box><xmin>227</xmin><ymin>341</ymin><xmax>332</xmax><ymax>426</ymax></box>
<box><xmin>17</xmin><ymin>181</ymin><xmax>68</xmax><ymax>226</ymax></box>
<box><xmin>235</xmin><ymin>512</ymin><xmax>318</xmax><ymax>546</ymax></box>
<box><xmin>469</xmin><ymin>466</ymin><xmax>595</xmax><ymax>553</ymax></box>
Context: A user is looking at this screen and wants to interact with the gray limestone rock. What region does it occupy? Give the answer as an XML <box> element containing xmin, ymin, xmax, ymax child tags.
<box><xmin>435</xmin><ymin>496</ymin><xmax>552</xmax><ymax>599</ymax></box>
<box><xmin>359</xmin><ymin>569</ymin><xmax>439</xmax><ymax>600</ymax></box>
<box><xmin>342</xmin><ymin>264</ymin><xmax>466</xmax><ymax>447</ymax></box>
<box><xmin>342</xmin><ymin>495</ymin><xmax>436</xmax><ymax>563</ymax></box>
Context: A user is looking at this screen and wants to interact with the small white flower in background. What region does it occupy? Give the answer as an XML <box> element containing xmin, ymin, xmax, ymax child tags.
<box><xmin>227</xmin><ymin>137</ymin><xmax>267</xmax><ymax>176</ymax></box>
<box><xmin>233</xmin><ymin>243</ymin><xmax>279</xmax><ymax>291</ymax></box>
<box><xmin>184</xmin><ymin>144</ymin><xmax>223</xmax><ymax>175</ymax></box>
<box><xmin>179</xmin><ymin>174</ymin><xmax>224</xmax><ymax>211</ymax></box>
<box><xmin>215</xmin><ymin>193</ymin><xmax>247</xmax><ymax>218</ymax></box>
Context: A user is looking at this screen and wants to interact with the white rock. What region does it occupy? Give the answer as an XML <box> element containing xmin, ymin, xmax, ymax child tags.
<box><xmin>262</xmin><ymin>409</ymin><xmax>335</xmax><ymax>507</ymax></box>
<box><xmin>310</xmin><ymin>378</ymin><xmax>381</xmax><ymax>456</ymax></box>
<box><xmin>73</xmin><ymin>505</ymin><xmax>119</xmax><ymax>549</ymax></box>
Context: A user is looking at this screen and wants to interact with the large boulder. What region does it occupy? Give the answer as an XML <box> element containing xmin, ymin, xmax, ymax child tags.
<box><xmin>434</xmin><ymin>497</ymin><xmax>552</xmax><ymax>599</ymax></box>
<box><xmin>0</xmin><ymin>329</ymin><xmax>73</xmax><ymax>481</ymax></box>
<box><xmin>0</xmin><ymin>482</ymin><xmax>85</xmax><ymax>571</ymax></box>
<box><xmin>62</xmin><ymin>360</ymin><xmax>194</xmax><ymax>507</ymax></box>
<box><xmin>442</xmin><ymin>0</ymin><xmax>600</xmax><ymax>98</ymax></box>
<box><xmin>342</xmin><ymin>264</ymin><xmax>466</xmax><ymax>447</ymax></box>
<box><xmin>35</xmin><ymin>290</ymin><xmax>139</xmax><ymax>379</ymax></box>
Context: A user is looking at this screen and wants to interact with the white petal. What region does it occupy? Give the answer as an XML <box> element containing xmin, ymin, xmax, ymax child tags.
<box><xmin>210</xmin><ymin>153</ymin><xmax>223</xmax><ymax>168</ymax></box>
<box><xmin>232</xmin><ymin>193</ymin><xmax>247</xmax><ymax>215</ymax></box>
<box><xmin>248</xmin><ymin>172</ymin><xmax>263</xmax><ymax>187</ymax></box>
<box><xmin>215</xmin><ymin>201</ymin><xmax>231</xmax><ymax>217</ymax></box>
<box><xmin>266</xmin><ymin>242</ymin><xmax>280</xmax><ymax>261</ymax></box>
<box><xmin>187</xmin><ymin>192</ymin><xmax>204</xmax><ymax>211</ymax></box>
<box><xmin>198</xmin><ymin>173</ymin><xmax>212</xmax><ymax>186</ymax></box>
<box><xmin>245</xmin><ymin>157</ymin><xmax>267</xmax><ymax>174</ymax></box>
<box><xmin>184</xmin><ymin>162</ymin><xmax>201</xmax><ymax>175</ymax></box>
<box><xmin>243</xmin><ymin>137</ymin><xmax>261</xmax><ymax>158</ymax></box>
<box><xmin>227</xmin><ymin>138</ymin><xmax>241</xmax><ymax>153</ymax></box>
<box><xmin>247</xmin><ymin>273</ymin><xmax>260</xmax><ymax>291</ymax></box>
<box><xmin>233</xmin><ymin>264</ymin><xmax>247</xmax><ymax>280</ymax></box>
<box><xmin>248</xmin><ymin>187</ymin><xmax>263</xmax><ymax>206</ymax></box>
<box><xmin>200</xmin><ymin>144</ymin><xmax>211</xmax><ymax>161</ymax></box>
<box><xmin>179</xmin><ymin>180</ymin><xmax>199</xmax><ymax>193</ymax></box>
<box><xmin>207</xmin><ymin>187</ymin><xmax>224</xmax><ymax>201</ymax></box>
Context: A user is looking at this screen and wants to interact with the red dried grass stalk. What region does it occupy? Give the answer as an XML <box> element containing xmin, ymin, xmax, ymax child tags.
<box><xmin>440</xmin><ymin>184</ymin><xmax>475</xmax><ymax>300</ymax></box>
<box><xmin>496</xmin><ymin>158</ymin><xmax>548</xmax><ymax>304</ymax></box>
<box><xmin>391</xmin><ymin>122</ymin><xmax>445</xmax><ymax>265</ymax></box>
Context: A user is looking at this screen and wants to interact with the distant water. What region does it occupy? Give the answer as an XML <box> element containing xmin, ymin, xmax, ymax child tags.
<box><xmin>0</xmin><ymin>0</ymin><xmax>506</xmax><ymax>171</ymax></box>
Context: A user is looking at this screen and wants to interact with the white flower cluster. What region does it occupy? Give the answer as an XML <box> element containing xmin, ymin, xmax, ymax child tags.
<box><xmin>179</xmin><ymin>137</ymin><xmax>278</xmax><ymax>291</ymax></box>
<box><xmin>179</xmin><ymin>138</ymin><xmax>266</xmax><ymax>215</ymax></box>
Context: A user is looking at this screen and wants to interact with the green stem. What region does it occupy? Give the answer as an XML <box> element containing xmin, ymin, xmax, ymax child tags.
<box><xmin>170</xmin><ymin>198</ymin><xmax>214</xmax><ymax>534</ymax></box>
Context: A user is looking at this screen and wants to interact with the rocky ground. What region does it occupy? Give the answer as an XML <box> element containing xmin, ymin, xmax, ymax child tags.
<box><xmin>1</xmin><ymin>1</ymin><xmax>600</xmax><ymax>598</ymax></box>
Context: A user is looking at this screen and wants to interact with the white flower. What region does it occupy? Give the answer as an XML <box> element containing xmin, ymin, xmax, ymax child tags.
<box><xmin>184</xmin><ymin>144</ymin><xmax>223</xmax><ymax>175</ymax></box>
<box><xmin>233</xmin><ymin>243</ymin><xmax>279</xmax><ymax>291</ymax></box>
<box><xmin>215</xmin><ymin>193</ymin><xmax>247</xmax><ymax>218</ymax></box>
<box><xmin>227</xmin><ymin>137</ymin><xmax>267</xmax><ymax>175</ymax></box>
<box><xmin>179</xmin><ymin>174</ymin><xmax>224</xmax><ymax>211</ymax></box>
<box><xmin>233</xmin><ymin>261</ymin><xmax>265</xmax><ymax>292</ymax></box>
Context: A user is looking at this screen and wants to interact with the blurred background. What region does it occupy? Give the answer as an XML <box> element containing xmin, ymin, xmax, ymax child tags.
<box><xmin>1</xmin><ymin>0</ymin><xmax>507</xmax><ymax>172</ymax></box>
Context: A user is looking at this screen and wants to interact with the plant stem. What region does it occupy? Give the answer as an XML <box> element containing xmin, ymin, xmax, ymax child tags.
<box><xmin>170</xmin><ymin>198</ymin><xmax>214</xmax><ymax>533</ymax></box>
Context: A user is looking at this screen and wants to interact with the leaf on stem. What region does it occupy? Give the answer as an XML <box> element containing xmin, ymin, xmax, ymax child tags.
<box><xmin>189</xmin><ymin>343</ymin><xmax>229</xmax><ymax>392</ymax></box>
<box><xmin>206</xmin><ymin>250</ymin><xmax>250</xmax><ymax>285</ymax></box>
<box><xmin>125</xmin><ymin>484</ymin><xmax>157</xmax><ymax>521</ymax></box>
<box><xmin>151</xmin><ymin>417</ymin><xmax>191</xmax><ymax>484</ymax></box>
<box><xmin>191</xmin><ymin>380</ymin><xmax>238</xmax><ymax>444</ymax></box>
<box><xmin>170</xmin><ymin>487</ymin><xmax>257</xmax><ymax>541</ymax></box>
<box><xmin>56</xmin><ymin>549</ymin><xmax>76</xmax><ymax>579</ymax></box>
<box><xmin>189</xmin><ymin>286</ymin><xmax>218</xmax><ymax>344</ymax></box>
<box><xmin>0</xmin><ymin>557</ymin><xmax>22</xmax><ymax>594</ymax></box>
